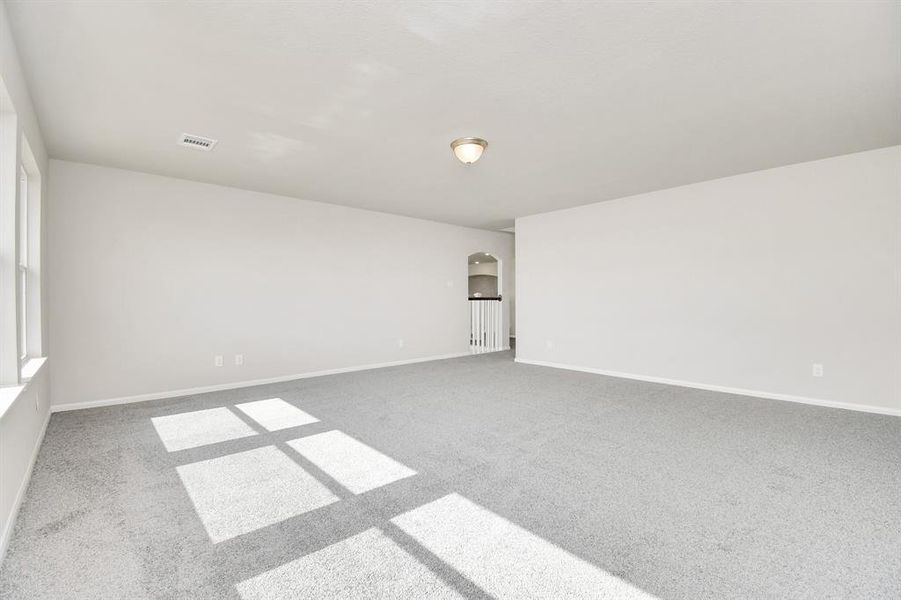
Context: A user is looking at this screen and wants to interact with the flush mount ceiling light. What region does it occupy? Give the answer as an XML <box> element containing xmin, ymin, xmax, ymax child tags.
<box><xmin>451</xmin><ymin>137</ymin><xmax>487</xmax><ymax>164</ymax></box>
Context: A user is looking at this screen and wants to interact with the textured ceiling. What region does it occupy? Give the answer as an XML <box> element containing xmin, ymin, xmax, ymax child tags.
<box><xmin>7</xmin><ymin>1</ymin><xmax>900</xmax><ymax>229</ymax></box>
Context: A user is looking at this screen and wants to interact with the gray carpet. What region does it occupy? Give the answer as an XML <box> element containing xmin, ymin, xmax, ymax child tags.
<box><xmin>2</xmin><ymin>351</ymin><xmax>900</xmax><ymax>599</ymax></box>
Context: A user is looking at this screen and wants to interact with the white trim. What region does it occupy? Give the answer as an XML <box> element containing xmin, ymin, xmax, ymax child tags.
<box><xmin>51</xmin><ymin>352</ymin><xmax>472</xmax><ymax>413</ymax></box>
<box><xmin>19</xmin><ymin>356</ymin><xmax>46</xmax><ymax>383</ymax></box>
<box><xmin>0</xmin><ymin>357</ymin><xmax>47</xmax><ymax>420</ymax></box>
<box><xmin>514</xmin><ymin>358</ymin><xmax>901</xmax><ymax>417</ymax></box>
<box><xmin>468</xmin><ymin>347</ymin><xmax>511</xmax><ymax>356</ymax></box>
<box><xmin>0</xmin><ymin>408</ymin><xmax>50</xmax><ymax>565</ymax></box>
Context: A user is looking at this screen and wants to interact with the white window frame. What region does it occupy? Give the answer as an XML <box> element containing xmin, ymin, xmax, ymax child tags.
<box><xmin>0</xmin><ymin>105</ymin><xmax>20</xmax><ymax>386</ymax></box>
<box><xmin>18</xmin><ymin>138</ymin><xmax>43</xmax><ymax>376</ymax></box>
<box><xmin>0</xmin><ymin>77</ymin><xmax>43</xmax><ymax>387</ymax></box>
<box><xmin>18</xmin><ymin>164</ymin><xmax>28</xmax><ymax>365</ymax></box>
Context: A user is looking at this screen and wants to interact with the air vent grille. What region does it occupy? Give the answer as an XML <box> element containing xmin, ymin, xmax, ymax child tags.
<box><xmin>179</xmin><ymin>133</ymin><xmax>218</xmax><ymax>151</ymax></box>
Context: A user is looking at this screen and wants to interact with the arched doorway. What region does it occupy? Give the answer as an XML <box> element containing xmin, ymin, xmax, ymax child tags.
<box><xmin>468</xmin><ymin>252</ymin><xmax>505</xmax><ymax>353</ymax></box>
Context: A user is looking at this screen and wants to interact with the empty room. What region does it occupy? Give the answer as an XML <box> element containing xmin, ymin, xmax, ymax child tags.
<box><xmin>0</xmin><ymin>1</ymin><xmax>899</xmax><ymax>598</ymax></box>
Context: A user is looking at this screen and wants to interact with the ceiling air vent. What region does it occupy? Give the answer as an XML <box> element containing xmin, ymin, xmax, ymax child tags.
<box><xmin>178</xmin><ymin>133</ymin><xmax>218</xmax><ymax>151</ymax></box>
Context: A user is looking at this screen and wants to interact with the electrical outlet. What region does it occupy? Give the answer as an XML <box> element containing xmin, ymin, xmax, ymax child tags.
<box><xmin>812</xmin><ymin>363</ymin><xmax>824</xmax><ymax>377</ymax></box>
<box><xmin>235</xmin><ymin>354</ymin><xmax>244</xmax><ymax>366</ymax></box>
<box><xmin>397</xmin><ymin>339</ymin><xmax>405</xmax><ymax>349</ymax></box>
<box><xmin>214</xmin><ymin>355</ymin><xmax>224</xmax><ymax>367</ymax></box>
<box><xmin>546</xmin><ymin>340</ymin><xmax>554</xmax><ymax>350</ymax></box>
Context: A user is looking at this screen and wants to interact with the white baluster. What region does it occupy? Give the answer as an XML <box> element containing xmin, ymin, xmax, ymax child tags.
<box><xmin>475</xmin><ymin>301</ymin><xmax>480</xmax><ymax>353</ymax></box>
<box><xmin>482</xmin><ymin>302</ymin><xmax>487</xmax><ymax>352</ymax></box>
<box><xmin>493</xmin><ymin>301</ymin><xmax>499</xmax><ymax>350</ymax></box>
<box><xmin>495</xmin><ymin>301</ymin><xmax>500</xmax><ymax>350</ymax></box>
<box><xmin>474</xmin><ymin>301</ymin><xmax>480</xmax><ymax>353</ymax></box>
<box><xmin>478</xmin><ymin>301</ymin><xmax>483</xmax><ymax>353</ymax></box>
<box><xmin>493</xmin><ymin>301</ymin><xmax>498</xmax><ymax>351</ymax></box>
<box><xmin>486</xmin><ymin>301</ymin><xmax>491</xmax><ymax>352</ymax></box>
<box><xmin>497</xmin><ymin>301</ymin><xmax>502</xmax><ymax>349</ymax></box>
<box><xmin>487</xmin><ymin>302</ymin><xmax>492</xmax><ymax>352</ymax></box>
<box><xmin>472</xmin><ymin>301</ymin><xmax>476</xmax><ymax>353</ymax></box>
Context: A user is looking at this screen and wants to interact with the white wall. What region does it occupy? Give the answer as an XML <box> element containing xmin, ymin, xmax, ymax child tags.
<box><xmin>469</xmin><ymin>262</ymin><xmax>499</xmax><ymax>278</ymax></box>
<box><xmin>0</xmin><ymin>1</ymin><xmax>51</xmax><ymax>564</ymax></box>
<box><xmin>0</xmin><ymin>363</ymin><xmax>49</xmax><ymax>561</ymax></box>
<box><xmin>48</xmin><ymin>160</ymin><xmax>514</xmax><ymax>409</ymax></box>
<box><xmin>516</xmin><ymin>146</ymin><xmax>901</xmax><ymax>413</ymax></box>
<box><xmin>0</xmin><ymin>5</ymin><xmax>46</xmax><ymax>171</ymax></box>
<box><xmin>469</xmin><ymin>275</ymin><xmax>498</xmax><ymax>297</ymax></box>
<box><xmin>507</xmin><ymin>237</ymin><xmax>516</xmax><ymax>336</ymax></box>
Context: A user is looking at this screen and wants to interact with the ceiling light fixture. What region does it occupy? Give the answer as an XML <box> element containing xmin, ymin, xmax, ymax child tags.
<box><xmin>451</xmin><ymin>137</ymin><xmax>487</xmax><ymax>164</ymax></box>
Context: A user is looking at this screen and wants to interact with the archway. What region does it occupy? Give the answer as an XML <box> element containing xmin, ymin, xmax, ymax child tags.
<box><xmin>468</xmin><ymin>252</ymin><xmax>505</xmax><ymax>353</ymax></box>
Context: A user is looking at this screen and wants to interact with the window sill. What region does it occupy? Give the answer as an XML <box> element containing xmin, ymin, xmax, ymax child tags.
<box><xmin>20</xmin><ymin>356</ymin><xmax>47</xmax><ymax>382</ymax></box>
<box><xmin>1</xmin><ymin>357</ymin><xmax>47</xmax><ymax>420</ymax></box>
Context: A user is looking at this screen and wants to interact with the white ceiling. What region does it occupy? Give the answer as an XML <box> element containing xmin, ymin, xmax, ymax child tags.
<box><xmin>7</xmin><ymin>1</ymin><xmax>900</xmax><ymax>229</ymax></box>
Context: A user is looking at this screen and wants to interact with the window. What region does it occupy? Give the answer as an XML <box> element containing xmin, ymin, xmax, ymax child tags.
<box><xmin>17</xmin><ymin>139</ymin><xmax>43</xmax><ymax>379</ymax></box>
<box><xmin>18</xmin><ymin>164</ymin><xmax>27</xmax><ymax>363</ymax></box>
<box><xmin>0</xmin><ymin>85</ymin><xmax>43</xmax><ymax>387</ymax></box>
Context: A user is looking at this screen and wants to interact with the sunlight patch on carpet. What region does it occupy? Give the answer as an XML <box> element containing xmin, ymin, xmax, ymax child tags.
<box><xmin>151</xmin><ymin>407</ymin><xmax>256</xmax><ymax>451</ymax></box>
<box><xmin>287</xmin><ymin>430</ymin><xmax>416</xmax><ymax>494</ymax></box>
<box><xmin>176</xmin><ymin>446</ymin><xmax>338</xmax><ymax>542</ymax></box>
<box><xmin>235</xmin><ymin>398</ymin><xmax>319</xmax><ymax>431</ymax></box>
<box><xmin>236</xmin><ymin>527</ymin><xmax>464</xmax><ymax>599</ymax></box>
<box><xmin>391</xmin><ymin>493</ymin><xmax>659</xmax><ymax>600</ymax></box>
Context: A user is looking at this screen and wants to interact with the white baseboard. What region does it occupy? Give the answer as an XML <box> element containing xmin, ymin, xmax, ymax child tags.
<box><xmin>51</xmin><ymin>352</ymin><xmax>473</xmax><ymax>413</ymax></box>
<box><xmin>0</xmin><ymin>409</ymin><xmax>51</xmax><ymax>566</ymax></box>
<box><xmin>514</xmin><ymin>358</ymin><xmax>901</xmax><ymax>417</ymax></box>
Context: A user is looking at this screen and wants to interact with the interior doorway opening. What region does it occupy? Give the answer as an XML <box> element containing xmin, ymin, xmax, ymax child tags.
<box><xmin>468</xmin><ymin>252</ymin><xmax>505</xmax><ymax>353</ymax></box>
